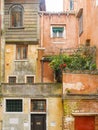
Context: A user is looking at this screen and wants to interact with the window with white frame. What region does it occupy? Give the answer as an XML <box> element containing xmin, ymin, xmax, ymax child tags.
<box><xmin>16</xmin><ymin>44</ymin><xmax>28</xmax><ymax>60</ymax></box>
<box><xmin>5</xmin><ymin>99</ymin><xmax>23</xmax><ymax>112</ymax></box>
<box><xmin>70</xmin><ymin>0</ymin><xmax>74</xmax><ymax>10</ymax></box>
<box><xmin>51</xmin><ymin>27</ymin><xmax>64</xmax><ymax>38</ymax></box>
<box><xmin>8</xmin><ymin>76</ymin><xmax>17</xmax><ymax>83</ymax></box>
<box><xmin>26</xmin><ymin>75</ymin><xmax>35</xmax><ymax>84</ymax></box>
<box><xmin>31</xmin><ymin>99</ymin><xmax>46</xmax><ymax>112</ymax></box>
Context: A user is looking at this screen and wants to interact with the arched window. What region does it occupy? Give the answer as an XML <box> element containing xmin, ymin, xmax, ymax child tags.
<box><xmin>10</xmin><ymin>5</ymin><xmax>23</xmax><ymax>27</ymax></box>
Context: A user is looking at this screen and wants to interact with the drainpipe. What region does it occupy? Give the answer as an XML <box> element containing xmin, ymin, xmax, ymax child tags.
<box><xmin>41</xmin><ymin>57</ymin><xmax>44</xmax><ymax>83</ymax></box>
<box><xmin>40</xmin><ymin>12</ymin><xmax>44</xmax><ymax>47</ymax></box>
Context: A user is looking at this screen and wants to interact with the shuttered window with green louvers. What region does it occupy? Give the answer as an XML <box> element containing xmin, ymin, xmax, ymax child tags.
<box><xmin>52</xmin><ymin>27</ymin><xmax>64</xmax><ymax>37</ymax></box>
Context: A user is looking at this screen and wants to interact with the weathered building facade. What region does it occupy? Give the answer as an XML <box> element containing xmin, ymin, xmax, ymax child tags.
<box><xmin>1</xmin><ymin>0</ymin><xmax>98</xmax><ymax>130</ymax></box>
<box><xmin>1</xmin><ymin>0</ymin><xmax>63</xmax><ymax>130</ymax></box>
<box><xmin>62</xmin><ymin>0</ymin><xmax>98</xmax><ymax>130</ymax></box>
<box><xmin>63</xmin><ymin>0</ymin><xmax>98</xmax><ymax>67</ymax></box>
<box><xmin>37</xmin><ymin>11</ymin><xmax>78</xmax><ymax>82</ymax></box>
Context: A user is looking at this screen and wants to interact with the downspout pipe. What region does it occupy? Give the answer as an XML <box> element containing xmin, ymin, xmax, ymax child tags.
<box><xmin>41</xmin><ymin>57</ymin><xmax>44</xmax><ymax>83</ymax></box>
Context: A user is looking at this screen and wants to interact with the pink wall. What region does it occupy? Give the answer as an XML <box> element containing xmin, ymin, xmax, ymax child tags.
<box><xmin>40</xmin><ymin>13</ymin><xmax>78</xmax><ymax>55</ymax></box>
<box><xmin>63</xmin><ymin>73</ymin><xmax>98</xmax><ymax>94</ymax></box>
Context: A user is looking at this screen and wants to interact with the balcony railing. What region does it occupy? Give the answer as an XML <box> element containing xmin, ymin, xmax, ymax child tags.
<box><xmin>1</xmin><ymin>83</ymin><xmax>62</xmax><ymax>97</ymax></box>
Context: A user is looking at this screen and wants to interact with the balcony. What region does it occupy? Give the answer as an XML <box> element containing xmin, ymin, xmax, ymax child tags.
<box><xmin>2</xmin><ymin>83</ymin><xmax>62</xmax><ymax>97</ymax></box>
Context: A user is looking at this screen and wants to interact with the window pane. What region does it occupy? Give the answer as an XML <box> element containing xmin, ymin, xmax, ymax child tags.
<box><xmin>17</xmin><ymin>47</ymin><xmax>21</xmax><ymax>59</ymax></box>
<box><xmin>16</xmin><ymin>45</ymin><xmax>28</xmax><ymax>60</ymax></box>
<box><xmin>52</xmin><ymin>27</ymin><xmax>64</xmax><ymax>37</ymax></box>
<box><xmin>23</xmin><ymin>46</ymin><xmax>27</xmax><ymax>59</ymax></box>
<box><xmin>11</xmin><ymin>13</ymin><xmax>16</xmax><ymax>27</ymax></box>
<box><xmin>6</xmin><ymin>99</ymin><xmax>22</xmax><ymax>112</ymax></box>
<box><xmin>27</xmin><ymin>76</ymin><xmax>34</xmax><ymax>83</ymax></box>
<box><xmin>53</xmin><ymin>32</ymin><xmax>57</xmax><ymax>37</ymax></box>
<box><xmin>31</xmin><ymin>100</ymin><xmax>46</xmax><ymax>112</ymax></box>
<box><xmin>58</xmin><ymin>32</ymin><xmax>63</xmax><ymax>37</ymax></box>
<box><xmin>9</xmin><ymin>77</ymin><xmax>16</xmax><ymax>83</ymax></box>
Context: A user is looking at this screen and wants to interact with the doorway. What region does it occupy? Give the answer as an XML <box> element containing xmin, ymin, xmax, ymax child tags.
<box><xmin>31</xmin><ymin>114</ymin><xmax>46</xmax><ymax>130</ymax></box>
<box><xmin>75</xmin><ymin>116</ymin><xmax>95</xmax><ymax>130</ymax></box>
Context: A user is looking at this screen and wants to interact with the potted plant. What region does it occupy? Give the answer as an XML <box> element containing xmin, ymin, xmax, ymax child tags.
<box><xmin>49</xmin><ymin>55</ymin><xmax>68</xmax><ymax>82</ymax></box>
<box><xmin>49</xmin><ymin>46</ymin><xmax>96</xmax><ymax>82</ymax></box>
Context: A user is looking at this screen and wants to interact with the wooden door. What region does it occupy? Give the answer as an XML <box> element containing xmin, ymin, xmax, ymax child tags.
<box><xmin>31</xmin><ymin>114</ymin><xmax>46</xmax><ymax>130</ymax></box>
<box><xmin>75</xmin><ymin>116</ymin><xmax>95</xmax><ymax>130</ymax></box>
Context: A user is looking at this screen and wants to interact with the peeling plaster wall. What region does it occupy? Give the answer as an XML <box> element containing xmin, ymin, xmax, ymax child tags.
<box><xmin>63</xmin><ymin>73</ymin><xmax>98</xmax><ymax>94</ymax></box>
<box><xmin>5</xmin><ymin>44</ymin><xmax>38</xmax><ymax>83</ymax></box>
<box><xmin>2</xmin><ymin>97</ymin><xmax>63</xmax><ymax>130</ymax></box>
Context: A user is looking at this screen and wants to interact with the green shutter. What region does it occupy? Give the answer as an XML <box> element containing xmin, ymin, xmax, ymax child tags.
<box><xmin>53</xmin><ymin>27</ymin><xmax>64</xmax><ymax>32</ymax></box>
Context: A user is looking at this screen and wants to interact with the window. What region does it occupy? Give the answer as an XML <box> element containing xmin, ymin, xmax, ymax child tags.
<box><xmin>16</xmin><ymin>45</ymin><xmax>28</xmax><ymax>60</ymax></box>
<box><xmin>79</xmin><ymin>13</ymin><xmax>83</xmax><ymax>36</ymax></box>
<box><xmin>10</xmin><ymin>5</ymin><xmax>23</xmax><ymax>27</ymax></box>
<box><xmin>31</xmin><ymin>99</ymin><xmax>46</xmax><ymax>112</ymax></box>
<box><xmin>26</xmin><ymin>76</ymin><xmax>35</xmax><ymax>84</ymax></box>
<box><xmin>6</xmin><ymin>99</ymin><xmax>23</xmax><ymax>112</ymax></box>
<box><xmin>51</xmin><ymin>27</ymin><xmax>64</xmax><ymax>38</ymax></box>
<box><xmin>8</xmin><ymin>76</ymin><xmax>16</xmax><ymax>83</ymax></box>
<box><xmin>70</xmin><ymin>0</ymin><xmax>74</xmax><ymax>10</ymax></box>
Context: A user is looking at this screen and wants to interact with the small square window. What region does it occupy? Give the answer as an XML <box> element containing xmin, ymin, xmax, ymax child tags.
<box><xmin>9</xmin><ymin>76</ymin><xmax>16</xmax><ymax>83</ymax></box>
<box><xmin>51</xmin><ymin>27</ymin><xmax>64</xmax><ymax>38</ymax></box>
<box><xmin>6</xmin><ymin>99</ymin><xmax>23</xmax><ymax>112</ymax></box>
<box><xmin>26</xmin><ymin>76</ymin><xmax>34</xmax><ymax>84</ymax></box>
<box><xmin>31</xmin><ymin>99</ymin><xmax>46</xmax><ymax>112</ymax></box>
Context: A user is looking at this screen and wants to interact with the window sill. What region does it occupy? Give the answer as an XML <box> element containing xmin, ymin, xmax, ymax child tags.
<box><xmin>8</xmin><ymin>27</ymin><xmax>25</xmax><ymax>29</ymax></box>
<box><xmin>51</xmin><ymin>37</ymin><xmax>64</xmax><ymax>38</ymax></box>
<box><xmin>52</xmin><ymin>42</ymin><xmax>65</xmax><ymax>44</ymax></box>
<box><xmin>5</xmin><ymin>112</ymin><xmax>23</xmax><ymax>114</ymax></box>
<box><xmin>14</xmin><ymin>59</ymin><xmax>28</xmax><ymax>62</ymax></box>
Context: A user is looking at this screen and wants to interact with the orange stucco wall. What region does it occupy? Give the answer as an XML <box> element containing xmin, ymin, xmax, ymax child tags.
<box><xmin>77</xmin><ymin>0</ymin><xmax>98</xmax><ymax>68</ymax></box>
<box><xmin>38</xmin><ymin>12</ymin><xmax>79</xmax><ymax>82</ymax></box>
<box><xmin>63</xmin><ymin>73</ymin><xmax>98</xmax><ymax>94</ymax></box>
<box><xmin>40</xmin><ymin>13</ymin><xmax>78</xmax><ymax>55</ymax></box>
<box><xmin>63</xmin><ymin>0</ymin><xmax>98</xmax><ymax>68</ymax></box>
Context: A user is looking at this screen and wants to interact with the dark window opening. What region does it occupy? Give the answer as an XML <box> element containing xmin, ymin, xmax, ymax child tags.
<box><xmin>6</xmin><ymin>99</ymin><xmax>23</xmax><ymax>112</ymax></box>
<box><xmin>31</xmin><ymin>100</ymin><xmax>46</xmax><ymax>112</ymax></box>
<box><xmin>9</xmin><ymin>76</ymin><xmax>16</xmax><ymax>83</ymax></box>
<box><xmin>27</xmin><ymin>76</ymin><xmax>34</xmax><ymax>84</ymax></box>
<box><xmin>10</xmin><ymin>5</ymin><xmax>23</xmax><ymax>27</ymax></box>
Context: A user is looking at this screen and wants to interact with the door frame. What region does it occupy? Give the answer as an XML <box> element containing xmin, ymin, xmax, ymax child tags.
<box><xmin>30</xmin><ymin>98</ymin><xmax>47</xmax><ymax>130</ymax></box>
<box><xmin>31</xmin><ymin>114</ymin><xmax>46</xmax><ymax>130</ymax></box>
<box><xmin>74</xmin><ymin>115</ymin><xmax>95</xmax><ymax>130</ymax></box>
